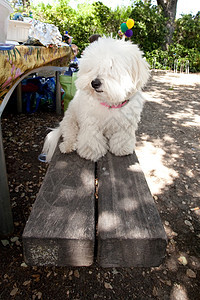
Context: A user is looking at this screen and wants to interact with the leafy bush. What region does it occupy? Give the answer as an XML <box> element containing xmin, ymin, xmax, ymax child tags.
<box><xmin>145</xmin><ymin>44</ymin><xmax>200</xmax><ymax>72</ymax></box>
<box><xmin>129</xmin><ymin>1</ymin><xmax>167</xmax><ymax>52</ymax></box>
<box><xmin>11</xmin><ymin>0</ymin><xmax>200</xmax><ymax>72</ymax></box>
<box><xmin>173</xmin><ymin>12</ymin><xmax>200</xmax><ymax>50</ymax></box>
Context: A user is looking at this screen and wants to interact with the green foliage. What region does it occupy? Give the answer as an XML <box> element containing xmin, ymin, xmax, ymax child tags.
<box><xmin>145</xmin><ymin>11</ymin><xmax>200</xmax><ymax>72</ymax></box>
<box><xmin>146</xmin><ymin>45</ymin><xmax>200</xmax><ymax>72</ymax></box>
<box><xmin>31</xmin><ymin>0</ymin><xmax>76</xmax><ymax>32</ymax></box>
<box><xmin>129</xmin><ymin>1</ymin><xmax>167</xmax><ymax>52</ymax></box>
<box><xmin>70</xmin><ymin>1</ymin><xmax>131</xmax><ymax>52</ymax></box>
<box><xmin>9</xmin><ymin>0</ymin><xmax>200</xmax><ymax>72</ymax></box>
<box><xmin>30</xmin><ymin>1</ymin><xmax>130</xmax><ymax>53</ymax></box>
<box><xmin>173</xmin><ymin>12</ymin><xmax>200</xmax><ymax>50</ymax></box>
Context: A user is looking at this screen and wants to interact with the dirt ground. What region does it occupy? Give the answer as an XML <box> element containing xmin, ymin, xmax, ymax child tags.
<box><xmin>0</xmin><ymin>70</ymin><xmax>200</xmax><ymax>299</ymax></box>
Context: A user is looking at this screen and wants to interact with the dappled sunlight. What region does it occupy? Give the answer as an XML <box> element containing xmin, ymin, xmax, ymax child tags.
<box><xmin>144</xmin><ymin>90</ymin><xmax>165</xmax><ymax>103</ymax></box>
<box><xmin>55</xmin><ymin>160</ymin><xmax>68</xmax><ymax>169</ymax></box>
<box><xmin>118</xmin><ymin>197</ymin><xmax>139</xmax><ymax>211</ymax></box>
<box><xmin>183</xmin><ymin>114</ymin><xmax>200</xmax><ymax>127</ymax></box>
<box><xmin>137</xmin><ymin>71</ymin><xmax>200</xmax><ymax>199</ymax></box>
<box><xmin>151</xmin><ymin>71</ymin><xmax>200</xmax><ymax>86</ymax></box>
<box><xmin>98</xmin><ymin>211</ymin><xmax>121</xmax><ymax>232</ymax></box>
<box><xmin>136</xmin><ymin>139</ymin><xmax>179</xmax><ymax>195</ymax></box>
<box><xmin>166</xmin><ymin>110</ymin><xmax>200</xmax><ymax>127</ymax></box>
<box><xmin>80</xmin><ymin>168</ymin><xmax>95</xmax><ymax>192</ymax></box>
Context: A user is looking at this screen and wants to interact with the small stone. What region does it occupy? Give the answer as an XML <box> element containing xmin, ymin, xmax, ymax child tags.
<box><xmin>104</xmin><ymin>282</ymin><xmax>113</xmax><ymax>289</ymax></box>
<box><xmin>21</xmin><ymin>262</ymin><xmax>28</xmax><ymax>268</ymax></box>
<box><xmin>15</xmin><ymin>240</ymin><xmax>21</xmax><ymax>246</ymax></box>
<box><xmin>178</xmin><ymin>256</ymin><xmax>188</xmax><ymax>266</ymax></box>
<box><xmin>74</xmin><ymin>270</ymin><xmax>80</xmax><ymax>278</ymax></box>
<box><xmin>165</xmin><ymin>220</ymin><xmax>170</xmax><ymax>226</ymax></box>
<box><xmin>186</xmin><ymin>269</ymin><xmax>196</xmax><ymax>278</ymax></box>
<box><xmin>166</xmin><ymin>280</ymin><xmax>172</xmax><ymax>286</ymax></box>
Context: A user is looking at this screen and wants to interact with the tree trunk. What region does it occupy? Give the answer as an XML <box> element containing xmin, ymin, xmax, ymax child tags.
<box><xmin>157</xmin><ymin>0</ymin><xmax>178</xmax><ymax>49</ymax></box>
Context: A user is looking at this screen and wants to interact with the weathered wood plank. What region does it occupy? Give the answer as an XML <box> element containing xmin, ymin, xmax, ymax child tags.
<box><xmin>97</xmin><ymin>152</ymin><xmax>167</xmax><ymax>267</ymax></box>
<box><xmin>23</xmin><ymin>148</ymin><xmax>95</xmax><ymax>266</ymax></box>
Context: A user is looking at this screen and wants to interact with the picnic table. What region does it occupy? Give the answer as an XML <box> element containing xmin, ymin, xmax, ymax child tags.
<box><xmin>0</xmin><ymin>44</ymin><xmax>73</xmax><ymax>236</ymax></box>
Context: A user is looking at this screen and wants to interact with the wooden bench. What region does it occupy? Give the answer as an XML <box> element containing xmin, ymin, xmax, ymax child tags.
<box><xmin>23</xmin><ymin>148</ymin><xmax>167</xmax><ymax>267</ymax></box>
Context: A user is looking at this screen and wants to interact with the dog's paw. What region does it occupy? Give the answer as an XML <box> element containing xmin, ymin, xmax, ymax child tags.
<box><xmin>109</xmin><ymin>133</ymin><xmax>135</xmax><ymax>156</ymax></box>
<box><xmin>59</xmin><ymin>142</ymin><xmax>75</xmax><ymax>154</ymax></box>
<box><xmin>77</xmin><ymin>137</ymin><xmax>108</xmax><ymax>162</ymax></box>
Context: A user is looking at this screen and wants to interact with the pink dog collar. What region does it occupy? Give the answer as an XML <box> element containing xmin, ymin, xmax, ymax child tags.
<box><xmin>100</xmin><ymin>100</ymin><xmax>129</xmax><ymax>109</ymax></box>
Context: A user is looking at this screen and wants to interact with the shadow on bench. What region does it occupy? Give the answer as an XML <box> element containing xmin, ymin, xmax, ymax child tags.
<box><xmin>22</xmin><ymin>148</ymin><xmax>167</xmax><ymax>267</ymax></box>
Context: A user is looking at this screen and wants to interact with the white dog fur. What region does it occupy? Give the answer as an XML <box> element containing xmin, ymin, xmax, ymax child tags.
<box><xmin>43</xmin><ymin>37</ymin><xmax>150</xmax><ymax>162</ymax></box>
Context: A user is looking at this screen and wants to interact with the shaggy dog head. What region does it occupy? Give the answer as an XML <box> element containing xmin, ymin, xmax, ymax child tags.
<box><xmin>76</xmin><ymin>38</ymin><xmax>150</xmax><ymax>105</ymax></box>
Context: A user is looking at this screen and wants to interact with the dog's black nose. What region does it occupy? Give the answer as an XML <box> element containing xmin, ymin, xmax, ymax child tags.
<box><xmin>91</xmin><ymin>78</ymin><xmax>102</xmax><ymax>89</ymax></box>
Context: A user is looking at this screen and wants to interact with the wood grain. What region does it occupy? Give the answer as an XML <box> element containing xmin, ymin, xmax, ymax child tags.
<box><xmin>97</xmin><ymin>152</ymin><xmax>167</xmax><ymax>267</ymax></box>
<box><xmin>23</xmin><ymin>148</ymin><xmax>95</xmax><ymax>266</ymax></box>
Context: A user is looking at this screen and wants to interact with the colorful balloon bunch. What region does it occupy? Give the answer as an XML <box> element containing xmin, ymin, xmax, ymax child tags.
<box><xmin>119</xmin><ymin>19</ymin><xmax>135</xmax><ymax>38</ymax></box>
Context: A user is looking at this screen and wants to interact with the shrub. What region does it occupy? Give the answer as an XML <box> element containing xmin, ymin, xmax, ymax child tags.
<box><xmin>145</xmin><ymin>45</ymin><xmax>200</xmax><ymax>72</ymax></box>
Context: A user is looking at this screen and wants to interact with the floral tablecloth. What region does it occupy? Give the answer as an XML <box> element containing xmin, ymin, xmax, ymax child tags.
<box><xmin>0</xmin><ymin>45</ymin><xmax>73</xmax><ymax>106</ymax></box>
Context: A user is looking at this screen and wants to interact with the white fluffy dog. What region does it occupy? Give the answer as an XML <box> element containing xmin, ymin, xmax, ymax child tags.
<box><xmin>43</xmin><ymin>38</ymin><xmax>150</xmax><ymax>162</ymax></box>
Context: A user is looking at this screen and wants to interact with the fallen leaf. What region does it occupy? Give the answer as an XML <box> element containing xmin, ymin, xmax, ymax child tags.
<box><xmin>10</xmin><ymin>288</ymin><xmax>18</xmax><ymax>296</ymax></box>
<box><xmin>36</xmin><ymin>292</ymin><xmax>42</xmax><ymax>299</ymax></box>
<box><xmin>32</xmin><ymin>274</ymin><xmax>40</xmax><ymax>282</ymax></box>
<box><xmin>10</xmin><ymin>237</ymin><xmax>19</xmax><ymax>243</ymax></box>
<box><xmin>47</xmin><ymin>271</ymin><xmax>52</xmax><ymax>278</ymax></box>
<box><xmin>152</xmin><ymin>286</ymin><xmax>158</xmax><ymax>297</ymax></box>
<box><xmin>184</xmin><ymin>220</ymin><xmax>192</xmax><ymax>227</ymax></box>
<box><xmin>23</xmin><ymin>280</ymin><xmax>31</xmax><ymax>286</ymax></box>
<box><xmin>1</xmin><ymin>240</ymin><xmax>9</xmax><ymax>247</ymax></box>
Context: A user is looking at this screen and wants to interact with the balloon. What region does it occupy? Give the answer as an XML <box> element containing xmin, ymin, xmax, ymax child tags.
<box><xmin>125</xmin><ymin>29</ymin><xmax>133</xmax><ymax>37</ymax></box>
<box><xmin>121</xmin><ymin>22</ymin><xmax>128</xmax><ymax>33</ymax></box>
<box><xmin>118</xmin><ymin>29</ymin><xmax>123</xmax><ymax>38</ymax></box>
<box><xmin>126</xmin><ymin>19</ymin><xmax>135</xmax><ymax>29</ymax></box>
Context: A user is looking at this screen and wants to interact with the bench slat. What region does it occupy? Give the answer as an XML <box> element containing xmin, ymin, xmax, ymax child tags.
<box><xmin>23</xmin><ymin>148</ymin><xmax>95</xmax><ymax>266</ymax></box>
<box><xmin>97</xmin><ymin>152</ymin><xmax>167</xmax><ymax>267</ymax></box>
